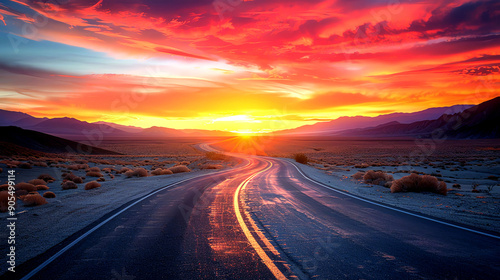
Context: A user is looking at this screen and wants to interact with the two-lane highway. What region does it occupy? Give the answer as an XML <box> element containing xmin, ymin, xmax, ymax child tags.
<box><xmin>11</xmin><ymin>143</ymin><xmax>500</xmax><ymax>280</ymax></box>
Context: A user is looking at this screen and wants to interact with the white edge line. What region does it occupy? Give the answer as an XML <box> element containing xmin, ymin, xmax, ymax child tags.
<box><xmin>20</xmin><ymin>164</ymin><xmax>250</xmax><ymax>280</ymax></box>
<box><xmin>284</xmin><ymin>159</ymin><xmax>500</xmax><ymax>240</ymax></box>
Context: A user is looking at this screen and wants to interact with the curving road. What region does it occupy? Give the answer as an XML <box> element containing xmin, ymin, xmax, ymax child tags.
<box><xmin>10</xmin><ymin>143</ymin><xmax>500</xmax><ymax>280</ymax></box>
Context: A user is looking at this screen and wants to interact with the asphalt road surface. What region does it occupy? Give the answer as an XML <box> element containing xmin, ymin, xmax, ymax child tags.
<box><xmin>9</xmin><ymin>144</ymin><xmax>500</xmax><ymax>280</ymax></box>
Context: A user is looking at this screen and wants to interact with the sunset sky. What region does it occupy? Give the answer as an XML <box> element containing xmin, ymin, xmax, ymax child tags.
<box><xmin>0</xmin><ymin>0</ymin><xmax>499</xmax><ymax>133</ymax></box>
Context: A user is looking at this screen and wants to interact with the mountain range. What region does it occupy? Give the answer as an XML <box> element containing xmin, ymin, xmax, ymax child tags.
<box><xmin>0</xmin><ymin>96</ymin><xmax>499</xmax><ymax>141</ymax></box>
<box><xmin>0</xmin><ymin>110</ymin><xmax>234</xmax><ymax>140</ymax></box>
<box><xmin>277</xmin><ymin>104</ymin><xmax>474</xmax><ymax>135</ymax></box>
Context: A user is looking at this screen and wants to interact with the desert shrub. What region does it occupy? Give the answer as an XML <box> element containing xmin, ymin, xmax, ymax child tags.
<box><xmin>63</xmin><ymin>173</ymin><xmax>84</xmax><ymax>183</ymax></box>
<box><xmin>352</xmin><ymin>172</ymin><xmax>365</xmax><ymax>180</ymax></box>
<box><xmin>84</xmin><ymin>181</ymin><xmax>101</xmax><ymax>190</ymax></box>
<box><xmin>168</xmin><ymin>165</ymin><xmax>191</xmax><ymax>174</ymax></box>
<box><xmin>363</xmin><ymin>170</ymin><xmax>394</xmax><ymax>186</ymax></box>
<box><xmin>205</xmin><ymin>152</ymin><xmax>227</xmax><ymax>161</ymax></box>
<box><xmin>125</xmin><ymin>168</ymin><xmax>149</xmax><ymax>178</ymax></box>
<box><xmin>34</xmin><ymin>162</ymin><xmax>48</xmax><ymax>167</ymax></box>
<box><xmin>151</xmin><ymin>168</ymin><xmax>173</xmax><ymax>176</ymax></box>
<box><xmin>28</xmin><ymin>179</ymin><xmax>47</xmax><ymax>186</ymax></box>
<box><xmin>293</xmin><ymin>153</ymin><xmax>308</xmax><ymax>164</ymax></box>
<box><xmin>0</xmin><ymin>191</ymin><xmax>15</xmax><ymax>212</ymax></box>
<box><xmin>0</xmin><ymin>184</ymin><xmax>9</xmax><ymax>191</ymax></box>
<box><xmin>67</xmin><ymin>164</ymin><xmax>79</xmax><ymax>170</ymax></box>
<box><xmin>119</xmin><ymin>167</ymin><xmax>131</xmax><ymax>174</ymax></box>
<box><xmin>391</xmin><ymin>173</ymin><xmax>447</xmax><ymax>195</ymax></box>
<box><xmin>354</xmin><ymin>163</ymin><xmax>369</xmax><ymax>168</ymax></box>
<box><xmin>97</xmin><ymin>177</ymin><xmax>105</xmax><ymax>182</ymax></box>
<box><xmin>43</xmin><ymin>191</ymin><xmax>56</xmax><ymax>198</ymax></box>
<box><xmin>452</xmin><ymin>184</ymin><xmax>461</xmax><ymax>189</ymax></box>
<box><xmin>36</xmin><ymin>185</ymin><xmax>50</xmax><ymax>191</ymax></box>
<box><xmin>15</xmin><ymin>182</ymin><xmax>37</xmax><ymax>192</ymax></box>
<box><xmin>89</xmin><ymin>166</ymin><xmax>101</xmax><ymax>172</ymax></box>
<box><xmin>38</xmin><ymin>174</ymin><xmax>55</xmax><ymax>182</ymax></box>
<box><xmin>109</xmin><ymin>173</ymin><xmax>115</xmax><ymax>179</ymax></box>
<box><xmin>200</xmin><ymin>164</ymin><xmax>223</xmax><ymax>170</ymax></box>
<box><xmin>62</xmin><ymin>181</ymin><xmax>78</xmax><ymax>190</ymax></box>
<box><xmin>86</xmin><ymin>171</ymin><xmax>104</xmax><ymax>177</ymax></box>
<box><xmin>22</xmin><ymin>193</ymin><xmax>47</xmax><ymax>206</ymax></box>
<box><xmin>18</xmin><ymin>162</ymin><xmax>32</xmax><ymax>169</ymax></box>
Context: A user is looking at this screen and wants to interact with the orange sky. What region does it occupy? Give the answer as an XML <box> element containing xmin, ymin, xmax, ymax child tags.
<box><xmin>0</xmin><ymin>0</ymin><xmax>499</xmax><ymax>132</ymax></box>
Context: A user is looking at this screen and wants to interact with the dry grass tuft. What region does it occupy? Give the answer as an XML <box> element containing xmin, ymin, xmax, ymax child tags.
<box><xmin>205</xmin><ymin>152</ymin><xmax>227</xmax><ymax>161</ymax></box>
<box><xmin>34</xmin><ymin>161</ymin><xmax>48</xmax><ymax>167</ymax></box>
<box><xmin>168</xmin><ymin>165</ymin><xmax>191</xmax><ymax>174</ymax></box>
<box><xmin>84</xmin><ymin>181</ymin><xmax>101</xmax><ymax>190</ymax></box>
<box><xmin>15</xmin><ymin>182</ymin><xmax>37</xmax><ymax>192</ymax></box>
<box><xmin>86</xmin><ymin>171</ymin><xmax>104</xmax><ymax>177</ymax></box>
<box><xmin>118</xmin><ymin>167</ymin><xmax>131</xmax><ymax>174</ymax></box>
<box><xmin>200</xmin><ymin>164</ymin><xmax>223</xmax><ymax>170</ymax></box>
<box><xmin>391</xmin><ymin>173</ymin><xmax>447</xmax><ymax>195</ymax></box>
<box><xmin>63</xmin><ymin>173</ymin><xmax>84</xmax><ymax>183</ymax></box>
<box><xmin>125</xmin><ymin>168</ymin><xmax>149</xmax><ymax>178</ymax></box>
<box><xmin>38</xmin><ymin>174</ymin><xmax>55</xmax><ymax>182</ymax></box>
<box><xmin>43</xmin><ymin>191</ymin><xmax>56</xmax><ymax>198</ymax></box>
<box><xmin>28</xmin><ymin>179</ymin><xmax>47</xmax><ymax>186</ymax></box>
<box><xmin>18</xmin><ymin>162</ymin><xmax>32</xmax><ymax>169</ymax></box>
<box><xmin>352</xmin><ymin>171</ymin><xmax>365</xmax><ymax>180</ymax></box>
<box><xmin>36</xmin><ymin>185</ymin><xmax>50</xmax><ymax>191</ymax></box>
<box><xmin>363</xmin><ymin>170</ymin><xmax>394</xmax><ymax>187</ymax></box>
<box><xmin>294</xmin><ymin>153</ymin><xmax>308</xmax><ymax>164</ymax></box>
<box><xmin>151</xmin><ymin>168</ymin><xmax>174</xmax><ymax>176</ymax></box>
<box><xmin>89</xmin><ymin>166</ymin><xmax>101</xmax><ymax>172</ymax></box>
<box><xmin>62</xmin><ymin>181</ymin><xmax>78</xmax><ymax>190</ymax></box>
<box><xmin>0</xmin><ymin>191</ymin><xmax>14</xmax><ymax>212</ymax></box>
<box><xmin>22</xmin><ymin>193</ymin><xmax>47</xmax><ymax>206</ymax></box>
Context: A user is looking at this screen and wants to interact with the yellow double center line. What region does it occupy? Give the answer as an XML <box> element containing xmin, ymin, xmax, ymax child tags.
<box><xmin>233</xmin><ymin>160</ymin><xmax>288</xmax><ymax>280</ymax></box>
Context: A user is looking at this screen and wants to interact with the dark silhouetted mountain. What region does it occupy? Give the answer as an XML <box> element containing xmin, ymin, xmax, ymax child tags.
<box><xmin>340</xmin><ymin>97</ymin><xmax>500</xmax><ymax>139</ymax></box>
<box><xmin>0</xmin><ymin>126</ymin><xmax>121</xmax><ymax>155</ymax></box>
<box><xmin>277</xmin><ymin>104</ymin><xmax>473</xmax><ymax>135</ymax></box>
<box><xmin>0</xmin><ymin>110</ymin><xmax>234</xmax><ymax>138</ymax></box>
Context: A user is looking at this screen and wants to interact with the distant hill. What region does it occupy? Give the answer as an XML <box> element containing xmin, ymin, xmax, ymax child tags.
<box><xmin>0</xmin><ymin>110</ymin><xmax>234</xmax><ymax>139</ymax></box>
<box><xmin>0</xmin><ymin>126</ymin><xmax>121</xmax><ymax>155</ymax></box>
<box><xmin>340</xmin><ymin>96</ymin><xmax>500</xmax><ymax>139</ymax></box>
<box><xmin>277</xmin><ymin>104</ymin><xmax>473</xmax><ymax>135</ymax></box>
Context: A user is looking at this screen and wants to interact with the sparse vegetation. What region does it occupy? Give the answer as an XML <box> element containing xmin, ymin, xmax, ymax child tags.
<box><xmin>151</xmin><ymin>168</ymin><xmax>173</xmax><ymax>176</ymax></box>
<box><xmin>205</xmin><ymin>151</ymin><xmax>227</xmax><ymax>161</ymax></box>
<box><xmin>125</xmin><ymin>168</ymin><xmax>149</xmax><ymax>178</ymax></box>
<box><xmin>62</xmin><ymin>181</ymin><xmax>78</xmax><ymax>190</ymax></box>
<box><xmin>18</xmin><ymin>162</ymin><xmax>32</xmax><ymax>169</ymax></box>
<box><xmin>28</xmin><ymin>179</ymin><xmax>47</xmax><ymax>186</ymax></box>
<box><xmin>15</xmin><ymin>182</ymin><xmax>37</xmax><ymax>192</ymax></box>
<box><xmin>43</xmin><ymin>191</ymin><xmax>56</xmax><ymax>198</ymax></box>
<box><xmin>200</xmin><ymin>164</ymin><xmax>223</xmax><ymax>170</ymax></box>
<box><xmin>294</xmin><ymin>153</ymin><xmax>308</xmax><ymax>164</ymax></box>
<box><xmin>38</xmin><ymin>174</ymin><xmax>55</xmax><ymax>182</ymax></box>
<box><xmin>363</xmin><ymin>170</ymin><xmax>394</xmax><ymax>187</ymax></box>
<box><xmin>391</xmin><ymin>174</ymin><xmax>447</xmax><ymax>195</ymax></box>
<box><xmin>352</xmin><ymin>171</ymin><xmax>365</xmax><ymax>180</ymax></box>
<box><xmin>22</xmin><ymin>193</ymin><xmax>47</xmax><ymax>206</ymax></box>
<box><xmin>86</xmin><ymin>171</ymin><xmax>104</xmax><ymax>177</ymax></box>
<box><xmin>36</xmin><ymin>185</ymin><xmax>50</xmax><ymax>191</ymax></box>
<box><xmin>168</xmin><ymin>165</ymin><xmax>191</xmax><ymax>173</ymax></box>
<box><xmin>84</xmin><ymin>181</ymin><xmax>101</xmax><ymax>190</ymax></box>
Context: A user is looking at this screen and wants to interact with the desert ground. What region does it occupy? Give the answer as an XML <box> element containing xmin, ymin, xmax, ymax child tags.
<box><xmin>0</xmin><ymin>136</ymin><xmax>499</xmax><ymax>270</ymax></box>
